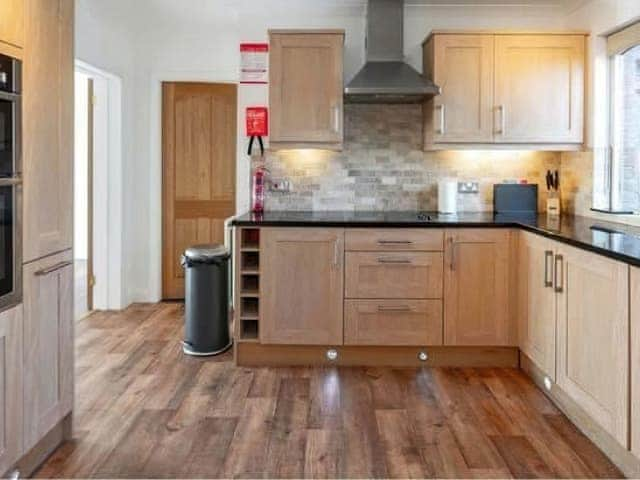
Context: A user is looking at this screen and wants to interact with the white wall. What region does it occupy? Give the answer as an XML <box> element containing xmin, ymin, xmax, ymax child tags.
<box><xmin>74</xmin><ymin>72</ymin><xmax>89</xmax><ymax>260</ymax></box>
<box><xmin>74</xmin><ymin>0</ymin><xmax>589</xmax><ymax>304</ymax></box>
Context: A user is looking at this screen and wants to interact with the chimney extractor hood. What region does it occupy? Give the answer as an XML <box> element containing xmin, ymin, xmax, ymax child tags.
<box><xmin>345</xmin><ymin>0</ymin><xmax>440</xmax><ymax>104</ymax></box>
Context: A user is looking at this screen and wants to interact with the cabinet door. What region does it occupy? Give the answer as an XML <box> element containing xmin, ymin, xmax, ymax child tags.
<box><xmin>23</xmin><ymin>0</ymin><xmax>74</xmax><ymax>262</ymax></box>
<box><xmin>431</xmin><ymin>34</ymin><xmax>494</xmax><ymax>143</ymax></box>
<box><xmin>0</xmin><ymin>305</ymin><xmax>23</xmax><ymax>474</ymax></box>
<box><xmin>261</xmin><ymin>228</ymin><xmax>343</xmax><ymax>345</ymax></box>
<box><xmin>0</xmin><ymin>0</ymin><xmax>24</xmax><ymax>49</ymax></box>
<box><xmin>444</xmin><ymin>229</ymin><xmax>514</xmax><ymax>346</ymax></box>
<box><xmin>518</xmin><ymin>232</ymin><xmax>557</xmax><ymax>380</ymax></box>
<box><xmin>23</xmin><ymin>250</ymin><xmax>74</xmax><ymax>451</ymax></box>
<box><xmin>269</xmin><ymin>33</ymin><xmax>343</xmax><ymax>145</ymax></box>
<box><xmin>556</xmin><ymin>245</ymin><xmax>628</xmax><ymax>447</ymax></box>
<box><xmin>632</xmin><ymin>267</ymin><xmax>640</xmax><ymax>457</ymax></box>
<box><xmin>494</xmin><ymin>35</ymin><xmax>584</xmax><ymax>144</ymax></box>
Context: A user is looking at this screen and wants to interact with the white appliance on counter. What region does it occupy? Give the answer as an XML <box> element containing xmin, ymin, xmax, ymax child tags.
<box><xmin>438</xmin><ymin>179</ymin><xmax>458</xmax><ymax>214</ymax></box>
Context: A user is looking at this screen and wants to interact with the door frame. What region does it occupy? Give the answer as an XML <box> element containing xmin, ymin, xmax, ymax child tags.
<box><xmin>74</xmin><ymin>60</ymin><xmax>124</xmax><ymax>310</ymax></box>
<box><xmin>149</xmin><ymin>70</ymin><xmax>243</xmax><ymax>302</ymax></box>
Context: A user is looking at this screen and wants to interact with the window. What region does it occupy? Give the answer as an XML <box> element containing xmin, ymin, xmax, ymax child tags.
<box><xmin>595</xmin><ymin>23</ymin><xmax>640</xmax><ymax>214</ymax></box>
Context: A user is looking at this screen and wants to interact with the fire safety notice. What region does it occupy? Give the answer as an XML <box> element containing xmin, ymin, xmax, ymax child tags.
<box><xmin>240</xmin><ymin>43</ymin><xmax>269</xmax><ymax>84</ymax></box>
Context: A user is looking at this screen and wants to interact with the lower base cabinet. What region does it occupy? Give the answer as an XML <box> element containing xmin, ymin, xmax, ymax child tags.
<box><xmin>630</xmin><ymin>267</ymin><xmax>640</xmax><ymax>457</ymax></box>
<box><xmin>23</xmin><ymin>250</ymin><xmax>74</xmax><ymax>452</ymax></box>
<box><xmin>0</xmin><ymin>305</ymin><xmax>23</xmax><ymax>474</ymax></box>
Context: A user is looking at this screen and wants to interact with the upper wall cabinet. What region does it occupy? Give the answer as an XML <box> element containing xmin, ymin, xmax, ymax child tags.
<box><xmin>269</xmin><ymin>30</ymin><xmax>344</xmax><ymax>150</ymax></box>
<box><xmin>423</xmin><ymin>32</ymin><xmax>586</xmax><ymax>150</ymax></box>
<box><xmin>0</xmin><ymin>0</ymin><xmax>24</xmax><ymax>56</ymax></box>
<box><xmin>23</xmin><ymin>0</ymin><xmax>74</xmax><ymax>263</ymax></box>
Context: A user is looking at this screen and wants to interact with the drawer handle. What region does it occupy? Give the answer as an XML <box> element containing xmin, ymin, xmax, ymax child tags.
<box><xmin>377</xmin><ymin>305</ymin><xmax>411</xmax><ymax>313</ymax></box>
<box><xmin>544</xmin><ymin>250</ymin><xmax>554</xmax><ymax>288</ymax></box>
<box><xmin>377</xmin><ymin>257</ymin><xmax>412</xmax><ymax>264</ymax></box>
<box><xmin>35</xmin><ymin>261</ymin><xmax>73</xmax><ymax>277</ymax></box>
<box><xmin>554</xmin><ymin>254</ymin><xmax>564</xmax><ymax>293</ymax></box>
<box><xmin>377</xmin><ymin>240</ymin><xmax>413</xmax><ymax>245</ymax></box>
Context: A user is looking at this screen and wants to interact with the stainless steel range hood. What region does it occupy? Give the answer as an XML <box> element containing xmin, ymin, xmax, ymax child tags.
<box><xmin>344</xmin><ymin>0</ymin><xmax>440</xmax><ymax>104</ymax></box>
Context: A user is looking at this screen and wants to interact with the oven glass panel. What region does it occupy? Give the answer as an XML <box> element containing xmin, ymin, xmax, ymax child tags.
<box><xmin>0</xmin><ymin>186</ymin><xmax>13</xmax><ymax>298</ymax></box>
<box><xmin>0</xmin><ymin>99</ymin><xmax>12</xmax><ymax>177</ymax></box>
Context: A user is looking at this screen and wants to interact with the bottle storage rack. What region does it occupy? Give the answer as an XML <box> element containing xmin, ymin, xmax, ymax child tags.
<box><xmin>237</xmin><ymin>228</ymin><xmax>260</xmax><ymax>341</ymax></box>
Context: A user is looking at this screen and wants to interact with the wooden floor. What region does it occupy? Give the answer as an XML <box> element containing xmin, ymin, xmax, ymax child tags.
<box><xmin>36</xmin><ymin>303</ymin><xmax>623</xmax><ymax>479</ymax></box>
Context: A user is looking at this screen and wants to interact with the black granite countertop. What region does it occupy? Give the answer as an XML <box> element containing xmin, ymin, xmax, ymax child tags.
<box><xmin>232</xmin><ymin>211</ymin><xmax>640</xmax><ymax>267</ymax></box>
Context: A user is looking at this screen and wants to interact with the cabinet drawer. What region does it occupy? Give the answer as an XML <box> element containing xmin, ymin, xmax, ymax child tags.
<box><xmin>346</xmin><ymin>229</ymin><xmax>444</xmax><ymax>252</ymax></box>
<box><xmin>346</xmin><ymin>252</ymin><xmax>443</xmax><ymax>299</ymax></box>
<box><xmin>345</xmin><ymin>300</ymin><xmax>443</xmax><ymax>346</ymax></box>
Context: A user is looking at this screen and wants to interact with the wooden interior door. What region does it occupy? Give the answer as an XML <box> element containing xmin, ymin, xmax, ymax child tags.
<box><xmin>494</xmin><ymin>34</ymin><xmax>584</xmax><ymax>143</ymax></box>
<box><xmin>518</xmin><ymin>232</ymin><xmax>557</xmax><ymax>380</ymax></box>
<box><xmin>556</xmin><ymin>245</ymin><xmax>629</xmax><ymax>447</ymax></box>
<box><xmin>261</xmin><ymin>228</ymin><xmax>344</xmax><ymax>345</ymax></box>
<box><xmin>162</xmin><ymin>82</ymin><xmax>237</xmax><ymax>299</ymax></box>
<box><xmin>432</xmin><ymin>34</ymin><xmax>494</xmax><ymax>143</ymax></box>
<box><xmin>443</xmin><ymin>229</ymin><xmax>514</xmax><ymax>346</ymax></box>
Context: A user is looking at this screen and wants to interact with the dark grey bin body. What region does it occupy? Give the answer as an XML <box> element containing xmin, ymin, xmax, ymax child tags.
<box><xmin>182</xmin><ymin>245</ymin><xmax>232</xmax><ymax>356</ymax></box>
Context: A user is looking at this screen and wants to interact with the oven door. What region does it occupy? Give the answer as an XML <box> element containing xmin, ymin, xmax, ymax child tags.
<box><xmin>0</xmin><ymin>92</ymin><xmax>18</xmax><ymax>178</ymax></box>
<box><xmin>0</xmin><ymin>183</ymin><xmax>21</xmax><ymax>311</ymax></box>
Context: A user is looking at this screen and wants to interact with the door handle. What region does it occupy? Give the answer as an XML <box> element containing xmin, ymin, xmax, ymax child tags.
<box><xmin>35</xmin><ymin>261</ymin><xmax>73</xmax><ymax>276</ymax></box>
<box><xmin>448</xmin><ymin>237</ymin><xmax>456</xmax><ymax>271</ymax></box>
<box><xmin>554</xmin><ymin>254</ymin><xmax>564</xmax><ymax>293</ymax></box>
<box><xmin>495</xmin><ymin>105</ymin><xmax>505</xmax><ymax>134</ymax></box>
<box><xmin>333</xmin><ymin>105</ymin><xmax>340</xmax><ymax>132</ymax></box>
<box><xmin>377</xmin><ymin>257</ymin><xmax>412</xmax><ymax>264</ymax></box>
<box><xmin>435</xmin><ymin>104</ymin><xmax>445</xmax><ymax>135</ymax></box>
<box><xmin>544</xmin><ymin>250</ymin><xmax>553</xmax><ymax>288</ymax></box>
<box><xmin>333</xmin><ymin>240</ymin><xmax>340</xmax><ymax>268</ymax></box>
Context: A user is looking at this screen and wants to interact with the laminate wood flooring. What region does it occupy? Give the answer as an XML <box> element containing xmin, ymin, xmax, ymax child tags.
<box><xmin>35</xmin><ymin>303</ymin><xmax>623</xmax><ymax>479</ymax></box>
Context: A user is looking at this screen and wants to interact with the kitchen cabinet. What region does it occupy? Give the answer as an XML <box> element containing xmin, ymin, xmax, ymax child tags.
<box><xmin>260</xmin><ymin>228</ymin><xmax>344</xmax><ymax>345</ymax></box>
<box><xmin>0</xmin><ymin>0</ymin><xmax>24</xmax><ymax>53</ymax></box>
<box><xmin>269</xmin><ymin>30</ymin><xmax>344</xmax><ymax>149</ymax></box>
<box><xmin>443</xmin><ymin>229</ymin><xmax>514</xmax><ymax>346</ymax></box>
<box><xmin>0</xmin><ymin>305</ymin><xmax>23</xmax><ymax>474</ymax></box>
<box><xmin>23</xmin><ymin>0</ymin><xmax>74</xmax><ymax>263</ymax></box>
<box><xmin>423</xmin><ymin>31</ymin><xmax>585</xmax><ymax>150</ymax></box>
<box><xmin>555</xmin><ymin>244</ymin><xmax>628</xmax><ymax>447</ymax></box>
<box><xmin>518</xmin><ymin>231</ymin><xmax>557</xmax><ymax>380</ymax></box>
<box><xmin>424</xmin><ymin>34</ymin><xmax>494</xmax><ymax>144</ymax></box>
<box><xmin>23</xmin><ymin>250</ymin><xmax>73</xmax><ymax>451</ymax></box>
<box><xmin>494</xmin><ymin>34</ymin><xmax>584</xmax><ymax>144</ymax></box>
<box><xmin>345</xmin><ymin>229</ymin><xmax>443</xmax><ymax>252</ymax></box>
<box><xmin>632</xmin><ymin>267</ymin><xmax>640</xmax><ymax>457</ymax></box>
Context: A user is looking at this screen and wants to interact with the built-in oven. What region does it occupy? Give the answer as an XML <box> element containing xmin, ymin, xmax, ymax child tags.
<box><xmin>0</xmin><ymin>53</ymin><xmax>22</xmax><ymax>312</ymax></box>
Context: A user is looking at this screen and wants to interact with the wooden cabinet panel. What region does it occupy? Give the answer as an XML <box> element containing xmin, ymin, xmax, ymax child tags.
<box><xmin>428</xmin><ymin>34</ymin><xmax>494</xmax><ymax>143</ymax></box>
<box><xmin>345</xmin><ymin>300</ymin><xmax>442</xmax><ymax>346</ymax></box>
<box><xmin>23</xmin><ymin>0</ymin><xmax>74</xmax><ymax>263</ymax></box>
<box><xmin>345</xmin><ymin>252</ymin><xmax>443</xmax><ymax>299</ymax></box>
<box><xmin>0</xmin><ymin>0</ymin><xmax>24</xmax><ymax>49</ymax></box>
<box><xmin>269</xmin><ymin>31</ymin><xmax>344</xmax><ymax>147</ymax></box>
<box><xmin>518</xmin><ymin>231</ymin><xmax>557</xmax><ymax>380</ymax></box>
<box><xmin>345</xmin><ymin>229</ymin><xmax>444</xmax><ymax>252</ymax></box>
<box><xmin>494</xmin><ymin>35</ymin><xmax>584</xmax><ymax>143</ymax></box>
<box><xmin>261</xmin><ymin>228</ymin><xmax>344</xmax><ymax>345</ymax></box>
<box><xmin>0</xmin><ymin>305</ymin><xmax>23</xmax><ymax>474</ymax></box>
<box><xmin>556</xmin><ymin>245</ymin><xmax>628</xmax><ymax>447</ymax></box>
<box><xmin>444</xmin><ymin>229</ymin><xmax>514</xmax><ymax>346</ymax></box>
<box><xmin>632</xmin><ymin>267</ymin><xmax>640</xmax><ymax>457</ymax></box>
<box><xmin>23</xmin><ymin>250</ymin><xmax>74</xmax><ymax>451</ymax></box>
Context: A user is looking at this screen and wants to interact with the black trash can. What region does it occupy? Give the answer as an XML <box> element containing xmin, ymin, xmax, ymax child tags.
<box><xmin>181</xmin><ymin>244</ymin><xmax>232</xmax><ymax>356</ymax></box>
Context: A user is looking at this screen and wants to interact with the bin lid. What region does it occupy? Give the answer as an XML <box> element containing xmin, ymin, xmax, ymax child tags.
<box><xmin>183</xmin><ymin>244</ymin><xmax>231</xmax><ymax>264</ymax></box>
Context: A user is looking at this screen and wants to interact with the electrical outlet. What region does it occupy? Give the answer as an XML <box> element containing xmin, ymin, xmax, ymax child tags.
<box><xmin>458</xmin><ymin>181</ymin><xmax>479</xmax><ymax>194</ymax></box>
<box><xmin>269</xmin><ymin>179</ymin><xmax>292</xmax><ymax>192</ymax></box>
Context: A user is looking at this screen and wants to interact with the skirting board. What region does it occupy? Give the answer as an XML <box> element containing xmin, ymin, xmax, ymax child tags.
<box><xmin>13</xmin><ymin>413</ymin><xmax>72</xmax><ymax>478</ymax></box>
<box><xmin>520</xmin><ymin>353</ymin><xmax>640</xmax><ymax>478</ymax></box>
<box><xmin>236</xmin><ymin>343</ymin><xmax>519</xmax><ymax>368</ymax></box>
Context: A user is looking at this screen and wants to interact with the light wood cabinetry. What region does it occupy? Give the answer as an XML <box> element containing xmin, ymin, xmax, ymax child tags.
<box><xmin>345</xmin><ymin>300</ymin><xmax>442</xmax><ymax>346</ymax></box>
<box><xmin>518</xmin><ymin>231</ymin><xmax>557</xmax><ymax>380</ymax></box>
<box><xmin>23</xmin><ymin>250</ymin><xmax>74</xmax><ymax>451</ymax></box>
<box><xmin>443</xmin><ymin>229</ymin><xmax>514</xmax><ymax>346</ymax></box>
<box><xmin>0</xmin><ymin>0</ymin><xmax>24</xmax><ymax>53</ymax></box>
<box><xmin>423</xmin><ymin>31</ymin><xmax>585</xmax><ymax>150</ymax></box>
<box><xmin>0</xmin><ymin>305</ymin><xmax>23</xmax><ymax>474</ymax></box>
<box><xmin>260</xmin><ymin>228</ymin><xmax>344</xmax><ymax>345</ymax></box>
<box><xmin>556</xmin><ymin>244</ymin><xmax>629</xmax><ymax>447</ymax></box>
<box><xmin>632</xmin><ymin>267</ymin><xmax>640</xmax><ymax>458</ymax></box>
<box><xmin>269</xmin><ymin>30</ymin><xmax>344</xmax><ymax>150</ymax></box>
<box><xmin>345</xmin><ymin>229</ymin><xmax>443</xmax><ymax>252</ymax></box>
<box><xmin>23</xmin><ymin>0</ymin><xmax>74</xmax><ymax>263</ymax></box>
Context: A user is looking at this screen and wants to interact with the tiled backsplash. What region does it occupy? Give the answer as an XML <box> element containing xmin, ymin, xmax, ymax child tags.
<box><xmin>259</xmin><ymin>104</ymin><xmax>560</xmax><ymax>212</ymax></box>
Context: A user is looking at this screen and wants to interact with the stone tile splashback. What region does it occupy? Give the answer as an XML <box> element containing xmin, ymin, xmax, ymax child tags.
<box><xmin>258</xmin><ymin>104</ymin><xmax>560</xmax><ymax>212</ymax></box>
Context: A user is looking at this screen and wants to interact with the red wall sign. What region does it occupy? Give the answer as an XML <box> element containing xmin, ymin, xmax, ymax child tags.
<box><xmin>246</xmin><ymin>107</ymin><xmax>269</xmax><ymax>137</ymax></box>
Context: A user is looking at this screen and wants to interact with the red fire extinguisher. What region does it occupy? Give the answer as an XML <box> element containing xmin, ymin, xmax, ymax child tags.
<box><xmin>251</xmin><ymin>165</ymin><xmax>268</xmax><ymax>213</ymax></box>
